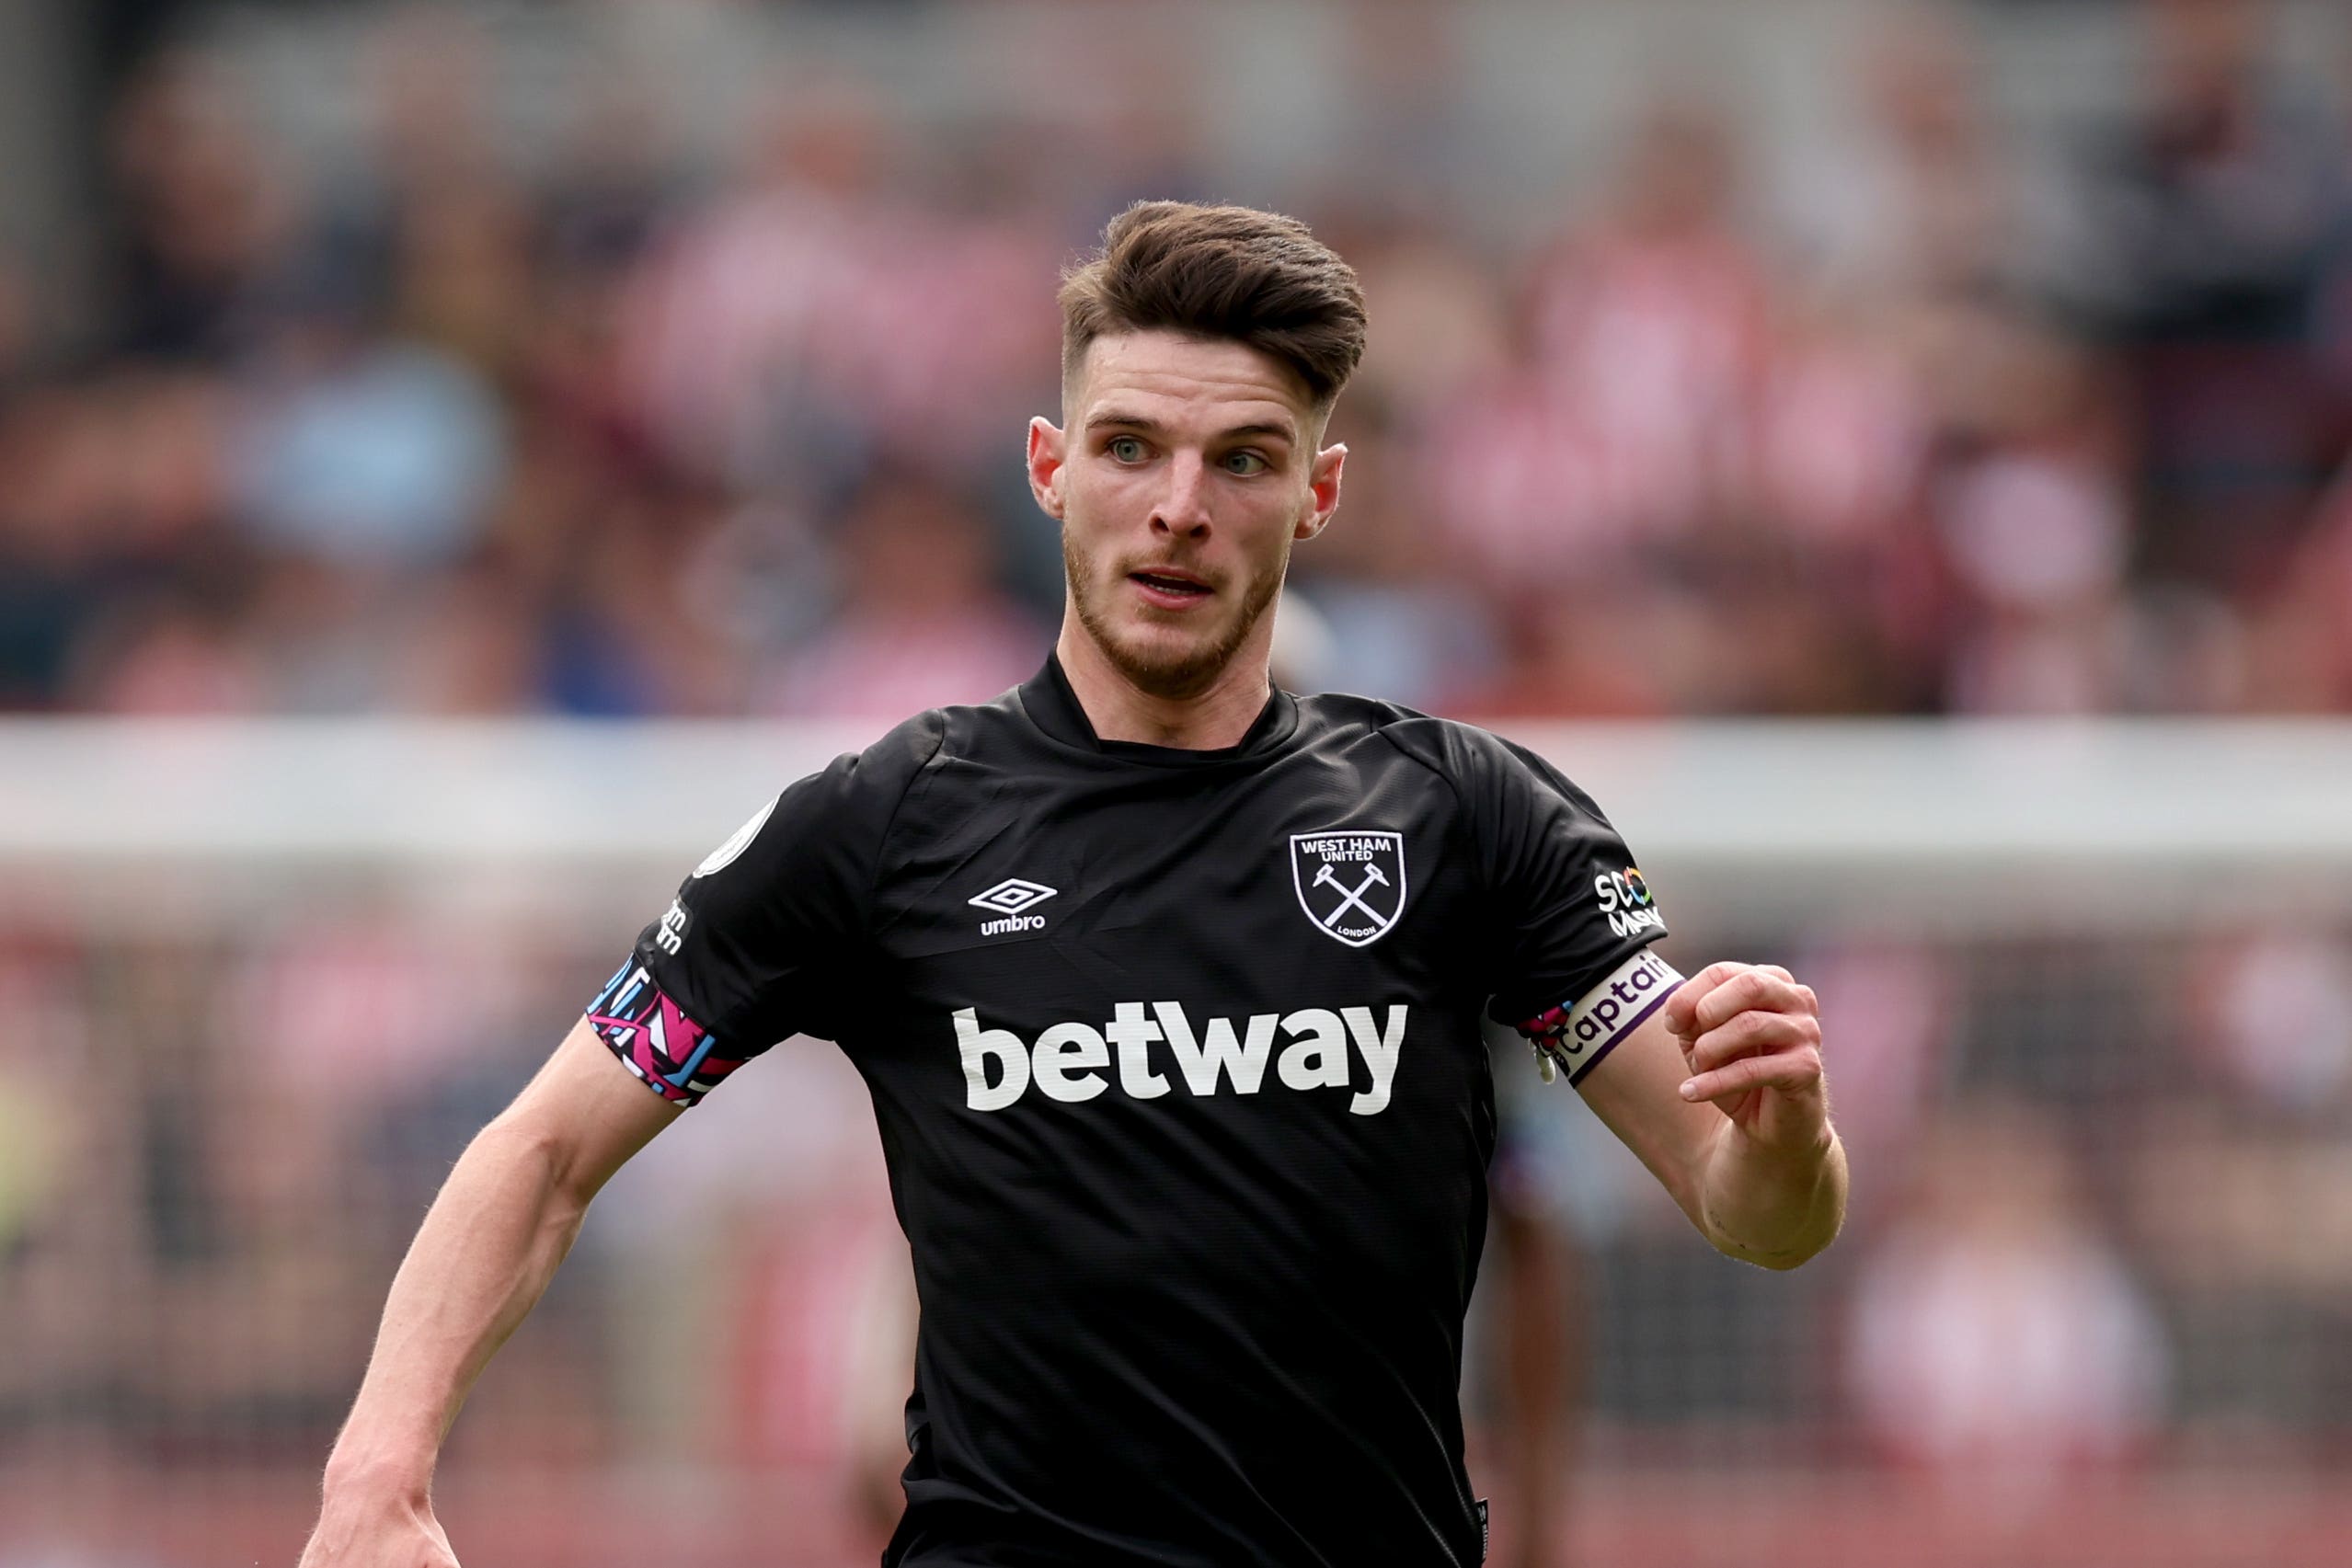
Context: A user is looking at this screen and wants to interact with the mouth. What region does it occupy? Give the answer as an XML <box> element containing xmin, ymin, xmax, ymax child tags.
<box><xmin>1127</xmin><ymin>567</ymin><xmax>1215</xmax><ymax>610</ymax></box>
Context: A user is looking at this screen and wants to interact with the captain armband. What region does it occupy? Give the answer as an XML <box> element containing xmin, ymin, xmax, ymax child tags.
<box><xmin>1513</xmin><ymin>947</ymin><xmax>1683</xmax><ymax>1088</ymax></box>
<box><xmin>584</xmin><ymin>958</ymin><xmax>751</xmax><ymax>1106</ymax></box>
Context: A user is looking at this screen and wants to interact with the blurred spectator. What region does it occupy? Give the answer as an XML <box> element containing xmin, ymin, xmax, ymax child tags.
<box><xmin>1344</xmin><ymin>215</ymin><xmax>1513</xmax><ymax>425</ymax></box>
<box><xmin>619</xmin><ymin>76</ymin><xmax>1055</xmax><ymax>498</ymax></box>
<box><xmin>2186</xmin><ymin>927</ymin><xmax>2352</xmax><ymax>1116</ymax></box>
<box><xmin>105</xmin><ymin>51</ymin><xmax>289</xmax><ymax>361</ymax></box>
<box><xmin>2088</xmin><ymin>0</ymin><xmax>2335</xmax><ymax>343</ymax></box>
<box><xmin>1847</xmin><ymin>1100</ymin><xmax>2171</xmax><ymax>1508</ymax></box>
<box><xmin>1288</xmin><ymin>434</ymin><xmax>1502</xmax><ymax>711</ymax></box>
<box><xmin>1496</xmin><ymin>97</ymin><xmax>1774</xmax><ymax>569</ymax></box>
<box><xmin>1783</xmin><ymin>6</ymin><xmax>2019</xmax><ymax>313</ymax></box>
<box><xmin>1933</xmin><ymin>319</ymin><xmax>2140</xmax><ymax>713</ymax></box>
<box><xmin>2248</xmin><ymin>459</ymin><xmax>2352</xmax><ymax>706</ymax></box>
<box><xmin>756</xmin><ymin>470</ymin><xmax>1044</xmax><ymax>719</ymax></box>
<box><xmin>0</xmin><ymin>254</ymin><xmax>34</xmax><ymax>384</ymax></box>
<box><xmin>2081</xmin><ymin>0</ymin><xmax>2346</xmax><ymax>590</ymax></box>
<box><xmin>72</xmin><ymin>593</ymin><xmax>267</xmax><ymax>715</ymax></box>
<box><xmin>0</xmin><ymin>950</ymin><xmax>80</xmax><ymax>1264</ymax></box>
<box><xmin>232</xmin><ymin>324</ymin><xmax>505</xmax><ymax>573</ymax></box>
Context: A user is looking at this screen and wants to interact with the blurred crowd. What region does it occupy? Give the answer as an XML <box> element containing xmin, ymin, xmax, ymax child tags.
<box><xmin>7</xmin><ymin>0</ymin><xmax>2352</xmax><ymax>722</ymax></box>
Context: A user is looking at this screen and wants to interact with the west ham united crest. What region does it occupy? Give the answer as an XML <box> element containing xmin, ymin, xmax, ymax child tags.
<box><xmin>1291</xmin><ymin>830</ymin><xmax>1408</xmax><ymax>947</ymax></box>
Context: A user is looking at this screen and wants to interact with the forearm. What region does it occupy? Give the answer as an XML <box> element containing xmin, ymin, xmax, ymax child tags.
<box><xmin>323</xmin><ymin>1116</ymin><xmax>592</xmax><ymax>1497</ymax></box>
<box><xmin>1697</xmin><ymin>1121</ymin><xmax>1846</xmax><ymax>1270</ymax></box>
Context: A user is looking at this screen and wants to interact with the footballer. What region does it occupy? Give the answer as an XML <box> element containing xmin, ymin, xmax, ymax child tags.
<box><xmin>299</xmin><ymin>201</ymin><xmax>1845</xmax><ymax>1568</ymax></box>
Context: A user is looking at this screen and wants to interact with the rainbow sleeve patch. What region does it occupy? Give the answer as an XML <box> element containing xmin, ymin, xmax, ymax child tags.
<box><xmin>585</xmin><ymin>959</ymin><xmax>751</xmax><ymax>1106</ymax></box>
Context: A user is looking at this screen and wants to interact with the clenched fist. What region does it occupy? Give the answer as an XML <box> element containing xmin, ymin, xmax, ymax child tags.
<box><xmin>1662</xmin><ymin>961</ymin><xmax>1828</xmax><ymax>1157</ymax></box>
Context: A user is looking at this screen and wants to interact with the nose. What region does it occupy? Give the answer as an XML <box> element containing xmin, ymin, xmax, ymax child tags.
<box><xmin>1151</xmin><ymin>452</ymin><xmax>1212</xmax><ymax>540</ymax></box>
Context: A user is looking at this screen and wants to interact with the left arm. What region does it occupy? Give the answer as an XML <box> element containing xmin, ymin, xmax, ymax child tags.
<box><xmin>1571</xmin><ymin>961</ymin><xmax>1846</xmax><ymax>1269</ymax></box>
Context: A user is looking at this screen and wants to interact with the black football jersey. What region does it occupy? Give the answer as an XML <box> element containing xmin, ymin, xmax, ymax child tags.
<box><xmin>586</xmin><ymin>657</ymin><xmax>1668</xmax><ymax>1567</ymax></box>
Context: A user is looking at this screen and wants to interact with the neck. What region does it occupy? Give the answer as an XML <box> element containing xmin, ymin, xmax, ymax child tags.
<box><xmin>1054</xmin><ymin>623</ymin><xmax>1273</xmax><ymax>749</ymax></box>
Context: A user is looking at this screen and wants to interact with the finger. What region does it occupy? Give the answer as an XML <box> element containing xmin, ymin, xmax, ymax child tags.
<box><xmin>1766</xmin><ymin>967</ymin><xmax>1819</xmax><ymax>1014</ymax></box>
<box><xmin>1684</xmin><ymin>1009</ymin><xmax>1818</xmax><ymax>1075</ymax></box>
<box><xmin>1691</xmin><ymin>968</ymin><xmax>1814</xmax><ymax>1035</ymax></box>
<box><xmin>1662</xmin><ymin>962</ymin><xmax>1748</xmax><ymax>1037</ymax></box>
<box><xmin>1680</xmin><ymin>1045</ymin><xmax>1823</xmax><ymax>1104</ymax></box>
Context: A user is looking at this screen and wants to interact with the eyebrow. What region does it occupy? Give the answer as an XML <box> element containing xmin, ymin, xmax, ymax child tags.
<box><xmin>1084</xmin><ymin>411</ymin><xmax>1297</xmax><ymax>445</ymax></box>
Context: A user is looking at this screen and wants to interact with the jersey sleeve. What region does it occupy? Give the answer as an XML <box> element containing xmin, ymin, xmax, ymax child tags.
<box><xmin>586</xmin><ymin>719</ymin><xmax>935</xmax><ymax>1105</ymax></box>
<box><xmin>1422</xmin><ymin>724</ymin><xmax>1671</xmax><ymax>1077</ymax></box>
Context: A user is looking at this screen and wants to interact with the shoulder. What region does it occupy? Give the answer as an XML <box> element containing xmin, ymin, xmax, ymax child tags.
<box><xmin>830</xmin><ymin>684</ymin><xmax>1050</xmax><ymax>819</ymax></box>
<box><xmin>835</xmin><ymin>678</ymin><xmax>1046</xmax><ymax>785</ymax></box>
<box><xmin>1296</xmin><ymin>692</ymin><xmax>1562</xmax><ymax>786</ymax></box>
<box><xmin>1293</xmin><ymin>689</ymin><xmax>1455</xmax><ymax>760</ymax></box>
<box><xmin>1299</xmin><ymin>694</ymin><xmax>1623</xmax><ymax>837</ymax></box>
<box><xmin>860</xmin><ymin>703</ymin><xmax>959</xmax><ymax>785</ymax></box>
<box><xmin>730</xmin><ymin>701</ymin><xmax>968</xmax><ymax>862</ymax></box>
<box><xmin>684</xmin><ymin>702</ymin><xmax>971</xmax><ymax>920</ymax></box>
<box><xmin>878</xmin><ymin>684</ymin><xmax>1041</xmax><ymax>780</ymax></box>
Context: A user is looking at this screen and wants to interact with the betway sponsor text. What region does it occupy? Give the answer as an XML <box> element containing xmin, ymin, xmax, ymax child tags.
<box><xmin>954</xmin><ymin>1001</ymin><xmax>1408</xmax><ymax>1116</ymax></box>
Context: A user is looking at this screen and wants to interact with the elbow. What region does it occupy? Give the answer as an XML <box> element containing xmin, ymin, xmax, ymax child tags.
<box><xmin>1700</xmin><ymin>1179</ymin><xmax>1846</xmax><ymax>1272</ymax></box>
<box><xmin>1729</xmin><ymin>1231</ymin><xmax>1837</xmax><ymax>1272</ymax></box>
<box><xmin>1707</xmin><ymin>1222</ymin><xmax>1840</xmax><ymax>1272</ymax></box>
<box><xmin>1699</xmin><ymin>1128</ymin><xmax>1848</xmax><ymax>1270</ymax></box>
<box><xmin>474</xmin><ymin>1112</ymin><xmax>599</xmax><ymax>1222</ymax></box>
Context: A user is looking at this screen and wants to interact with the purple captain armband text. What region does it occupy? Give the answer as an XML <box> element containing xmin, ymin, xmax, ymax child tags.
<box><xmin>1514</xmin><ymin>947</ymin><xmax>1683</xmax><ymax>1087</ymax></box>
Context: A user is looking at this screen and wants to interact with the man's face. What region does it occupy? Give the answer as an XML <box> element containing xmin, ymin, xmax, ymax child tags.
<box><xmin>1027</xmin><ymin>330</ymin><xmax>1345</xmax><ymax>699</ymax></box>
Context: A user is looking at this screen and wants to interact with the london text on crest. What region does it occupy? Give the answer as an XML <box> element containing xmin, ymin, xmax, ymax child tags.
<box><xmin>1290</xmin><ymin>830</ymin><xmax>1407</xmax><ymax>947</ymax></box>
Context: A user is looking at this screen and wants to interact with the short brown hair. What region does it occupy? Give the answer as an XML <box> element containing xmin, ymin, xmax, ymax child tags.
<box><xmin>1059</xmin><ymin>200</ymin><xmax>1368</xmax><ymax>412</ymax></box>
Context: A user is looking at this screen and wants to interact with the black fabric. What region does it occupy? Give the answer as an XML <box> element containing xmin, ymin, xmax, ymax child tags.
<box><xmin>615</xmin><ymin>657</ymin><xmax>1663</xmax><ymax>1568</ymax></box>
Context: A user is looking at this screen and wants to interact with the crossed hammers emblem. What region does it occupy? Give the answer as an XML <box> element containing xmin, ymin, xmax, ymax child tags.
<box><xmin>1312</xmin><ymin>860</ymin><xmax>1393</xmax><ymax>930</ymax></box>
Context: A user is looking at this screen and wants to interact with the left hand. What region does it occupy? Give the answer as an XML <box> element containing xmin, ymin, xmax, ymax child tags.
<box><xmin>1661</xmin><ymin>961</ymin><xmax>1827</xmax><ymax>1155</ymax></box>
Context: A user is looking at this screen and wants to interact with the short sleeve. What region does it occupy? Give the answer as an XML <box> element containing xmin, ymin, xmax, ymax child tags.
<box><xmin>586</xmin><ymin>719</ymin><xmax>935</xmax><ymax>1104</ymax></box>
<box><xmin>1441</xmin><ymin>727</ymin><xmax>1668</xmax><ymax>1029</ymax></box>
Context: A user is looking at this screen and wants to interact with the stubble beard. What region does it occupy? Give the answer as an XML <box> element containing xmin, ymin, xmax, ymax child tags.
<box><xmin>1063</xmin><ymin>531</ymin><xmax>1287</xmax><ymax>702</ymax></box>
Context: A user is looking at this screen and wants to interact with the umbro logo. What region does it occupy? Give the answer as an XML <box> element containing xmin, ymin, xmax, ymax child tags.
<box><xmin>969</xmin><ymin>877</ymin><xmax>1058</xmax><ymax>935</ymax></box>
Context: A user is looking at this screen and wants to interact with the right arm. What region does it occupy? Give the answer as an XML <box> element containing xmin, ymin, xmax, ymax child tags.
<box><xmin>303</xmin><ymin>739</ymin><xmax>916</xmax><ymax>1564</ymax></box>
<box><xmin>300</xmin><ymin>1018</ymin><xmax>681</xmax><ymax>1566</ymax></box>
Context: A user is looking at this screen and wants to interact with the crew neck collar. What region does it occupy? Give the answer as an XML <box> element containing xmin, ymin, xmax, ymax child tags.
<box><xmin>1019</xmin><ymin>654</ymin><xmax>1299</xmax><ymax>766</ymax></box>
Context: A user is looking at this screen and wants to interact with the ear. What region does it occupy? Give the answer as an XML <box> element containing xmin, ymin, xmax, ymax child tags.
<box><xmin>1027</xmin><ymin>417</ymin><xmax>1068</xmax><ymax>521</ymax></box>
<box><xmin>1295</xmin><ymin>441</ymin><xmax>1347</xmax><ymax>541</ymax></box>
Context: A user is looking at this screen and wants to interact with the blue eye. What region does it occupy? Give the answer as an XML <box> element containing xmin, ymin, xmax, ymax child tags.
<box><xmin>1108</xmin><ymin>436</ymin><xmax>1146</xmax><ymax>463</ymax></box>
<box><xmin>1223</xmin><ymin>451</ymin><xmax>1268</xmax><ymax>475</ymax></box>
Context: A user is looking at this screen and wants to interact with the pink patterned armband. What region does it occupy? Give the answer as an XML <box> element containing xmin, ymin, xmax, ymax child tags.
<box><xmin>585</xmin><ymin>959</ymin><xmax>751</xmax><ymax>1106</ymax></box>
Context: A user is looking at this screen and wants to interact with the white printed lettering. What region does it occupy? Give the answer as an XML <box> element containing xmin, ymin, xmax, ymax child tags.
<box><xmin>1155</xmin><ymin>1001</ymin><xmax>1279</xmax><ymax>1096</ymax></box>
<box><xmin>1277</xmin><ymin>1008</ymin><xmax>1351</xmax><ymax>1092</ymax></box>
<box><xmin>954</xmin><ymin>1001</ymin><xmax>1408</xmax><ymax>1115</ymax></box>
<box><xmin>653</xmin><ymin>898</ymin><xmax>689</xmax><ymax>956</ymax></box>
<box><xmin>1340</xmin><ymin>1005</ymin><xmax>1407</xmax><ymax>1116</ymax></box>
<box><xmin>1032</xmin><ymin>1022</ymin><xmax>1110</xmax><ymax>1103</ymax></box>
<box><xmin>1107</xmin><ymin>1001</ymin><xmax>1170</xmax><ymax>1100</ymax></box>
<box><xmin>980</xmin><ymin>912</ymin><xmax>1049</xmax><ymax>936</ymax></box>
<box><xmin>1552</xmin><ymin>949</ymin><xmax>1683</xmax><ymax>1080</ymax></box>
<box><xmin>956</xmin><ymin>1007</ymin><xmax>1029</xmax><ymax>1112</ymax></box>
